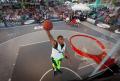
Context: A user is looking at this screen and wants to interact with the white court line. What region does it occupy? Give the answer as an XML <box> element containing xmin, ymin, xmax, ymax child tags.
<box><xmin>20</xmin><ymin>36</ymin><xmax>68</xmax><ymax>47</ymax></box>
<box><xmin>73</xmin><ymin>52</ymin><xmax>96</xmax><ymax>70</ymax></box>
<box><xmin>20</xmin><ymin>40</ymin><xmax>49</xmax><ymax>47</ymax></box>
<box><xmin>78</xmin><ymin>63</ymin><xmax>96</xmax><ymax>70</ymax></box>
<box><xmin>39</xmin><ymin>67</ymin><xmax>82</xmax><ymax>81</ymax></box>
<box><xmin>8</xmin><ymin>78</ymin><xmax>11</xmax><ymax>81</ymax></box>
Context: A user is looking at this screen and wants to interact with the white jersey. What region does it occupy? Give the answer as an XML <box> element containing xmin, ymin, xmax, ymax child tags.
<box><xmin>51</xmin><ymin>42</ymin><xmax>66</xmax><ymax>60</ymax></box>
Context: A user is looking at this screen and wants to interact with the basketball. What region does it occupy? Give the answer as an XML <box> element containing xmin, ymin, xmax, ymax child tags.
<box><xmin>42</xmin><ymin>20</ymin><xmax>53</xmax><ymax>30</ymax></box>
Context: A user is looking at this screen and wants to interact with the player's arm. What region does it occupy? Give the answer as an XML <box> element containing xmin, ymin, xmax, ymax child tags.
<box><xmin>45</xmin><ymin>30</ymin><xmax>56</xmax><ymax>46</ymax></box>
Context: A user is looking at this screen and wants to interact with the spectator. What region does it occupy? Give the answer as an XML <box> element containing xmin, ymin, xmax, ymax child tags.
<box><xmin>33</xmin><ymin>12</ymin><xmax>42</xmax><ymax>23</ymax></box>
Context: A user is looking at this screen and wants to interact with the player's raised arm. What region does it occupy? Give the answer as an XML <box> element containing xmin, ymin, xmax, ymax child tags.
<box><xmin>45</xmin><ymin>30</ymin><xmax>56</xmax><ymax>46</ymax></box>
<box><xmin>43</xmin><ymin>19</ymin><xmax>56</xmax><ymax>46</ymax></box>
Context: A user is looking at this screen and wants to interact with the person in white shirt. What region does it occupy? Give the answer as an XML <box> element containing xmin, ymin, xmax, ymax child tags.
<box><xmin>45</xmin><ymin>29</ymin><xmax>70</xmax><ymax>76</ymax></box>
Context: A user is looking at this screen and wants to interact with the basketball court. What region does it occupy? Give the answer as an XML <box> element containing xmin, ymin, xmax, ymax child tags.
<box><xmin>10</xmin><ymin>30</ymin><xmax>117</xmax><ymax>81</ymax></box>
<box><xmin>0</xmin><ymin>21</ymin><xmax>119</xmax><ymax>81</ymax></box>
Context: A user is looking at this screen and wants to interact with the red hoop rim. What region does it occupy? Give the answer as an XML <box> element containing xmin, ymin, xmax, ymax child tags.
<box><xmin>69</xmin><ymin>34</ymin><xmax>115</xmax><ymax>70</ymax></box>
<box><xmin>69</xmin><ymin>34</ymin><xmax>107</xmax><ymax>60</ymax></box>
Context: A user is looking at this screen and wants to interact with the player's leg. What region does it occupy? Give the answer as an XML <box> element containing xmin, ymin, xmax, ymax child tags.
<box><xmin>57</xmin><ymin>59</ymin><xmax>62</xmax><ymax>70</ymax></box>
<box><xmin>51</xmin><ymin>58</ymin><xmax>58</xmax><ymax>71</ymax></box>
<box><xmin>52</xmin><ymin>58</ymin><xmax>62</xmax><ymax>76</ymax></box>
<box><xmin>56</xmin><ymin>59</ymin><xmax>63</xmax><ymax>74</ymax></box>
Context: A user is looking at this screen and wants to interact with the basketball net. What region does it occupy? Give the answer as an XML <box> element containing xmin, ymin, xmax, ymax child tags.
<box><xmin>69</xmin><ymin>34</ymin><xmax>115</xmax><ymax>70</ymax></box>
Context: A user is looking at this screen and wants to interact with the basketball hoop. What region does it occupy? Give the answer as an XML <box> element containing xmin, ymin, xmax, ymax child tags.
<box><xmin>69</xmin><ymin>34</ymin><xmax>115</xmax><ymax>70</ymax></box>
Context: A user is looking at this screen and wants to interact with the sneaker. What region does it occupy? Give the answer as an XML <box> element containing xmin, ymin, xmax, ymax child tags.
<box><xmin>53</xmin><ymin>71</ymin><xmax>59</xmax><ymax>76</ymax></box>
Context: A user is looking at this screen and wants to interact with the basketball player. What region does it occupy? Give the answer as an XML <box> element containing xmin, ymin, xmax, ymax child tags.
<box><xmin>45</xmin><ymin>30</ymin><xmax>70</xmax><ymax>76</ymax></box>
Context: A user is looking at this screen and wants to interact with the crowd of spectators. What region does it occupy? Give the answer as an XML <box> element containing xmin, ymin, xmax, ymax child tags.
<box><xmin>0</xmin><ymin>0</ymin><xmax>42</xmax><ymax>3</ymax></box>
<box><xmin>88</xmin><ymin>7</ymin><xmax>120</xmax><ymax>26</ymax></box>
<box><xmin>0</xmin><ymin>5</ymin><xmax>53</xmax><ymax>27</ymax></box>
<box><xmin>52</xmin><ymin>2</ymin><xmax>120</xmax><ymax>33</ymax></box>
<box><xmin>0</xmin><ymin>0</ymin><xmax>119</xmax><ymax>32</ymax></box>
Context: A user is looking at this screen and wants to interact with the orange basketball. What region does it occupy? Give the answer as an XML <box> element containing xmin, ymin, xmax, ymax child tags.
<box><xmin>42</xmin><ymin>20</ymin><xmax>53</xmax><ymax>30</ymax></box>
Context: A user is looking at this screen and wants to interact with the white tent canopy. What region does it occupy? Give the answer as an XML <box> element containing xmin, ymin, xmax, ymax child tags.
<box><xmin>65</xmin><ymin>1</ymin><xmax>71</xmax><ymax>5</ymax></box>
<box><xmin>71</xmin><ymin>3</ymin><xmax>91</xmax><ymax>11</ymax></box>
<box><xmin>64</xmin><ymin>1</ymin><xmax>73</xmax><ymax>6</ymax></box>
